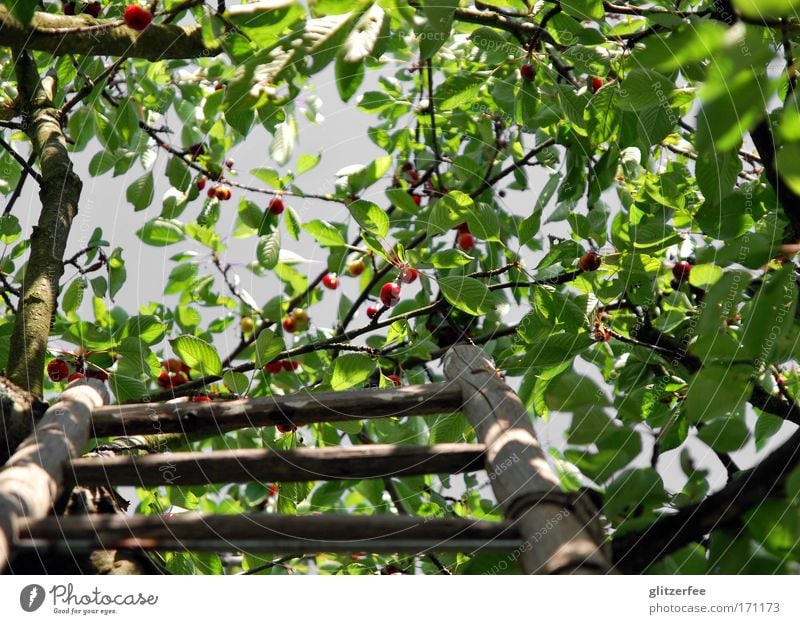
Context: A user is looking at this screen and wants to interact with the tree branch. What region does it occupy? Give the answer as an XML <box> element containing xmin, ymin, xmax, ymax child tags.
<box><xmin>613</xmin><ymin>420</ymin><xmax>800</xmax><ymax>572</ymax></box>
<box><xmin>7</xmin><ymin>53</ymin><xmax>82</xmax><ymax>398</ymax></box>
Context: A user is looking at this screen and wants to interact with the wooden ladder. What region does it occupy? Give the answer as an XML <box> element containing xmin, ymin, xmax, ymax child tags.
<box><xmin>0</xmin><ymin>346</ymin><xmax>611</xmax><ymax>574</ymax></box>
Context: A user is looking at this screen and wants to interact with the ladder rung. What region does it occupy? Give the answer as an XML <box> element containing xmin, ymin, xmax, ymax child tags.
<box><xmin>17</xmin><ymin>513</ymin><xmax>520</xmax><ymax>553</ymax></box>
<box><xmin>91</xmin><ymin>382</ymin><xmax>463</xmax><ymax>438</ymax></box>
<box><xmin>70</xmin><ymin>443</ymin><xmax>486</xmax><ymax>486</ymax></box>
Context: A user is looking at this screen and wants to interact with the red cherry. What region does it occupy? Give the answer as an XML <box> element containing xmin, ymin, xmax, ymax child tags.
<box><xmin>578</xmin><ymin>251</ymin><xmax>602</xmax><ymax>272</ymax></box>
<box><xmin>672</xmin><ymin>260</ymin><xmax>692</xmax><ymax>281</ymax></box>
<box><xmin>207</xmin><ymin>186</ymin><xmax>217</xmax><ymax>199</ymax></box>
<box><xmin>190</xmin><ymin>395</ymin><xmax>213</xmax><ymax>402</ymax></box>
<box><xmin>225</xmin><ymin>158</ymin><xmax>235</xmax><ymax>169</ymax></box>
<box><xmin>171</xmin><ymin>373</ymin><xmax>188</xmax><ymax>386</ymax></box>
<box><xmin>82</xmin><ymin>1</ymin><xmax>101</xmax><ymax>17</ymax></box>
<box><xmin>64</xmin><ymin>2</ymin><xmax>76</xmax><ymax>15</ymax></box>
<box><xmin>458</xmin><ymin>231</ymin><xmax>475</xmax><ymax>251</ymax></box>
<box><xmin>366</xmin><ymin>305</ymin><xmax>380</xmax><ymax>319</ymax></box>
<box><xmin>387</xmin><ymin>374</ymin><xmax>401</xmax><ymax>387</ymax></box>
<box><xmin>276</xmin><ymin>423</ymin><xmax>296</xmax><ymax>433</ymax></box>
<box><xmin>520</xmin><ymin>63</ymin><xmax>536</xmax><ymax>82</ymax></box>
<box><xmin>67</xmin><ymin>372</ymin><xmax>85</xmax><ymax>383</ymax></box>
<box><xmin>268</xmin><ymin>484</ymin><xmax>279</xmax><ymax>496</ymax></box>
<box><xmin>264</xmin><ymin>361</ymin><xmax>283</xmax><ymax>374</ymax></box>
<box><xmin>590</xmin><ymin>77</ymin><xmax>604</xmax><ymax>94</ymax></box>
<box><xmin>124</xmin><ymin>5</ymin><xmax>153</xmax><ymax>31</ymax></box>
<box><xmin>86</xmin><ymin>369</ymin><xmax>108</xmax><ymax>381</ymax></box>
<box><xmin>47</xmin><ymin>359</ymin><xmax>70</xmax><ymax>382</ymax></box>
<box><xmin>380</xmin><ymin>282</ymin><xmax>402</xmax><ymax>307</ymax></box>
<box><xmin>196</xmin><ymin>176</ymin><xmax>206</xmax><ymax>191</ymax></box>
<box><xmin>400</xmin><ymin>268</ymin><xmax>418</xmax><ymax>284</ymax></box>
<box><xmin>282</xmin><ymin>316</ymin><xmax>297</xmax><ymax>333</ymax></box>
<box><xmin>157</xmin><ymin>372</ymin><xmax>172</xmax><ymax>388</ymax></box>
<box><xmin>410</xmin><ymin>193</ymin><xmax>422</xmax><ymax>206</ymax></box>
<box><xmin>214</xmin><ymin>82</ymin><xmax>225</xmax><ymax>91</ymax></box>
<box><xmin>215</xmin><ymin>185</ymin><xmax>231</xmax><ymax>201</ymax></box>
<box><xmin>163</xmin><ymin>359</ymin><xmax>183</xmax><ymax>373</ymax></box>
<box><xmin>269</xmin><ymin>197</ymin><xmax>285</xmax><ymax>215</ymax></box>
<box><xmin>322</xmin><ymin>273</ymin><xmax>339</xmax><ymax>290</ymax></box>
<box><xmin>282</xmin><ymin>360</ymin><xmax>300</xmax><ymax>371</ymax></box>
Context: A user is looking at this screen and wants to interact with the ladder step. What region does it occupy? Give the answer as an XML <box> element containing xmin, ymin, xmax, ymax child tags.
<box><xmin>70</xmin><ymin>443</ymin><xmax>486</xmax><ymax>486</ymax></box>
<box><xmin>17</xmin><ymin>513</ymin><xmax>520</xmax><ymax>553</ymax></box>
<box><xmin>91</xmin><ymin>382</ymin><xmax>463</xmax><ymax>437</ymax></box>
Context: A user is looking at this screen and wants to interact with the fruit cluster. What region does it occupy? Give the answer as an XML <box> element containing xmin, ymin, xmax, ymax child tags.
<box><xmin>264</xmin><ymin>359</ymin><xmax>301</xmax><ymax>374</ymax></box>
<box><xmin>157</xmin><ymin>358</ymin><xmax>191</xmax><ymax>388</ymax></box>
<box><xmin>282</xmin><ymin>308</ymin><xmax>309</xmax><ymax>333</ymax></box>
<box><xmin>47</xmin><ymin>357</ymin><xmax>108</xmax><ymax>383</ymax></box>
<box><xmin>64</xmin><ymin>1</ymin><xmax>101</xmax><ymax>17</ymax></box>
<box><xmin>207</xmin><ymin>184</ymin><xmax>232</xmax><ymax>201</ymax></box>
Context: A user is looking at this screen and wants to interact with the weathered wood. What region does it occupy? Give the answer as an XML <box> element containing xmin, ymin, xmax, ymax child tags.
<box><xmin>0</xmin><ymin>379</ymin><xmax>110</xmax><ymax>572</ymax></box>
<box><xmin>18</xmin><ymin>513</ymin><xmax>520</xmax><ymax>554</ymax></box>
<box><xmin>444</xmin><ymin>345</ymin><xmax>611</xmax><ymax>574</ymax></box>
<box><xmin>70</xmin><ymin>443</ymin><xmax>485</xmax><ymax>486</ymax></box>
<box><xmin>90</xmin><ymin>382</ymin><xmax>463</xmax><ymax>438</ymax></box>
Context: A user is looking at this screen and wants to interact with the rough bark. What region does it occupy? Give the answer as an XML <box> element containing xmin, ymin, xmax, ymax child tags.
<box><xmin>7</xmin><ymin>51</ymin><xmax>82</xmax><ymax>399</ymax></box>
<box><xmin>0</xmin><ymin>6</ymin><xmax>213</xmax><ymax>61</ymax></box>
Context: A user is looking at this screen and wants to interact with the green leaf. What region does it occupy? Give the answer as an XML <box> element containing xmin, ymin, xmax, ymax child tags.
<box><xmin>740</xmin><ymin>264</ymin><xmax>798</xmax><ymax>362</ymax></box>
<box><xmin>342</xmin><ymin>4</ymin><xmax>384</xmax><ymax>63</ymax></box>
<box><xmin>88</xmin><ymin>150</ymin><xmax>118</xmax><ymax>177</ymax></box>
<box><xmin>250</xmin><ymin>167</ymin><xmax>282</xmax><ymax>188</ymax></box>
<box><xmin>108</xmin><ymin>373</ymin><xmax>150</xmax><ymax>404</ymax></box>
<box><xmin>297</xmin><ymin>153</ymin><xmax>321</xmax><ymax>174</ymax></box>
<box><xmin>438</xmin><ymin>276</ymin><xmax>496</xmax><ymax>315</ymax></box>
<box><xmin>257</xmin><ymin>231</ymin><xmax>281</xmax><ymax>269</ymax></box>
<box><xmin>62</xmin><ymin>278</ymin><xmax>87</xmax><ymax>314</ymax></box>
<box><xmin>126</xmin><ymin>171</ymin><xmax>155</xmax><ymax>211</ymax></box>
<box><xmin>561</xmin><ymin>0</ymin><xmax>605</xmax><ymax>21</ymax></box>
<box><xmin>465</xmin><ymin>202</ymin><xmax>501</xmax><ymax>242</ymax></box>
<box><xmin>386</xmin><ymin>188</ymin><xmax>423</xmax><ymax>213</ymax></box>
<box><xmin>108</xmin><ymin>247</ymin><xmax>126</xmax><ymax>300</ymax></box>
<box><xmin>428</xmin><ymin>249</ymin><xmax>473</xmax><ymax>268</ymax></box>
<box><xmin>335</xmin><ymin>56</ymin><xmax>364</xmax><ymax>102</ymax></box>
<box><xmin>331</xmin><ymin>353</ymin><xmax>375</xmax><ymax>390</ymax></box>
<box><xmin>166</xmin><ymin>156</ymin><xmax>192</xmax><ymax>192</ymax></box>
<box><xmin>255</xmin><ymin>328</ymin><xmax>285</xmax><ymax>365</ymax></box>
<box><xmin>685</xmin><ymin>364</ymin><xmax>753</xmax><ymax>423</ymax></box>
<box><xmin>285</xmin><ymin>206</ymin><xmax>301</xmax><ymax>240</ymax></box>
<box><xmin>734</xmin><ymin>0</ymin><xmax>800</xmax><ymax>18</ymax></box>
<box><xmin>470</xmin><ymin>27</ymin><xmax>515</xmax><ymax>56</ymax></box>
<box><xmin>505</xmin><ymin>333</ymin><xmax>594</xmax><ymax>370</ymax></box>
<box><xmin>697</xmin><ymin>417</ymin><xmax>751</xmax><ymax>453</ymax></box>
<box><xmin>222</xmin><ymin>371</ymin><xmax>250</xmax><ymax>395</ymax></box>
<box><xmin>616</xmin><ymin>69</ymin><xmax>674</xmax><ymax>111</ymax></box>
<box><xmin>419</xmin><ymin>0</ymin><xmax>458</xmax><ymax>59</ymax></box>
<box><xmin>348</xmin><ymin>199</ymin><xmax>389</xmax><ymax>238</ymax></box>
<box><xmin>427</xmin><ymin>191</ymin><xmax>473</xmax><ymax>237</ymax></box>
<box><xmin>136</xmin><ymin>218</ymin><xmax>185</xmax><ymax>247</ymax></box>
<box><xmin>270</xmin><ymin>118</ymin><xmax>296</xmax><ymax>166</ymax></box>
<box><xmin>303</xmin><ymin>219</ymin><xmax>346</xmax><ymax>246</ymax></box>
<box><xmin>9</xmin><ymin>1</ymin><xmax>36</xmax><ymax>24</ymax></box>
<box><xmin>170</xmin><ymin>335</ymin><xmax>223</xmax><ymax>377</ymax></box>
<box><xmin>435</xmin><ymin>74</ymin><xmax>483</xmax><ymax>110</ymax></box>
